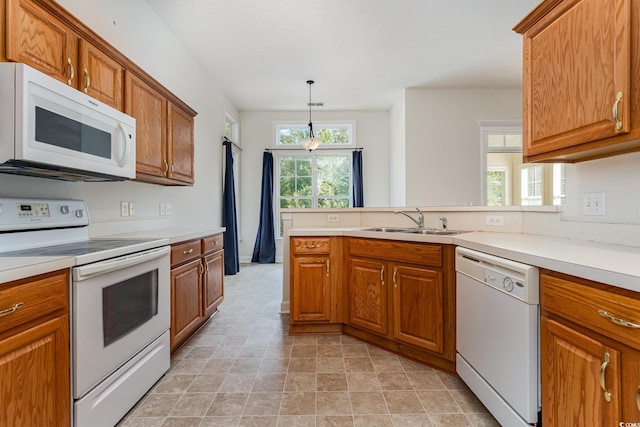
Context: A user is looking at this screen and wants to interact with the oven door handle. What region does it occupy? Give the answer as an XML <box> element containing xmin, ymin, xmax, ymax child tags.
<box><xmin>73</xmin><ymin>246</ymin><xmax>170</xmax><ymax>281</ymax></box>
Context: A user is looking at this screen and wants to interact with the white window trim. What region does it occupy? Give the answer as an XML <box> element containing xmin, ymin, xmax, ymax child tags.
<box><xmin>478</xmin><ymin>120</ymin><xmax>522</xmax><ymax>205</ymax></box>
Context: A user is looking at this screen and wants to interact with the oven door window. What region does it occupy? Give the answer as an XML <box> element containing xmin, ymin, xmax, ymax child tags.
<box><xmin>102</xmin><ymin>269</ymin><xmax>158</xmax><ymax>347</ymax></box>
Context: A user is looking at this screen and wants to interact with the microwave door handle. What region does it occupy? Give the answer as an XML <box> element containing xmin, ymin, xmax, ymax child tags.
<box><xmin>73</xmin><ymin>246</ymin><xmax>170</xmax><ymax>281</ymax></box>
<box><xmin>117</xmin><ymin>123</ymin><xmax>129</xmax><ymax>167</ymax></box>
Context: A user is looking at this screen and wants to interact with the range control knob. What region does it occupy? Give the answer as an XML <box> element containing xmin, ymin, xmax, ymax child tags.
<box><xmin>75</xmin><ymin>209</ymin><xmax>84</xmax><ymax>218</ymax></box>
<box><xmin>60</xmin><ymin>205</ymin><xmax>70</xmax><ymax>214</ymax></box>
<box><xmin>503</xmin><ymin>277</ymin><xmax>514</xmax><ymax>292</ymax></box>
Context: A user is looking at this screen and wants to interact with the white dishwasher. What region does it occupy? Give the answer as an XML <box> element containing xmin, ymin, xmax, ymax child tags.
<box><xmin>455</xmin><ymin>247</ymin><xmax>540</xmax><ymax>427</ymax></box>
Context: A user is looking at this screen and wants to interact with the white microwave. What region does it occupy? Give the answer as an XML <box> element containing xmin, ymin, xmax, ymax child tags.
<box><xmin>0</xmin><ymin>63</ymin><xmax>136</xmax><ymax>181</ymax></box>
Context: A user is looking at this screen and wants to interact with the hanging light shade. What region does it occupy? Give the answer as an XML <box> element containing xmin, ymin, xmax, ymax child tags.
<box><xmin>299</xmin><ymin>80</ymin><xmax>322</xmax><ymax>151</ymax></box>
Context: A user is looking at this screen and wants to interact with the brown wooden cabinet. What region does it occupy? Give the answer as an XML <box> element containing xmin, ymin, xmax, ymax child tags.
<box><xmin>289</xmin><ymin>237</ymin><xmax>343</xmax><ymax>333</ymax></box>
<box><xmin>348</xmin><ymin>257</ymin><xmax>388</xmax><ymax>335</ymax></box>
<box><xmin>170</xmin><ymin>234</ymin><xmax>224</xmax><ymax>351</ymax></box>
<box><xmin>0</xmin><ymin>269</ymin><xmax>70</xmax><ymax>427</ymax></box>
<box><xmin>540</xmin><ymin>270</ymin><xmax>640</xmax><ymax>426</ymax></box>
<box><xmin>346</xmin><ymin>237</ymin><xmax>451</xmax><ymax>363</ymax></box>
<box><xmin>5</xmin><ymin>0</ymin><xmax>77</xmax><ymax>85</ymax></box>
<box><xmin>78</xmin><ymin>39</ymin><xmax>123</xmax><ymax>109</ymax></box>
<box><xmin>1</xmin><ymin>0</ymin><xmax>197</xmax><ymax>184</ymax></box>
<box><xmin>125</xmin><ymin>72</ymin><xmax>195</xmax><ymax>185</ymax></box>
<box><xmin>514</xmin><ymin>0</ymin><xmax>640</xmax><ymax>162</ymax></box>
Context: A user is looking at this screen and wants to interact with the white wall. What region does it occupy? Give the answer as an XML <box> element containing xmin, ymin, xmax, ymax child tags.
<box><xmin>563</xmin><ymin>151</ymin><xmax>640</xmax><ymax>226</ymax></box>
<box><xmin>238</xmin><ymin>110</ymin><xmax>390</xmax><ymax>262</ymax></box>
<box><xmin>389</xmin><ymin>93</ymin><xmax>406</xmax><ymax>207</ymax></box>
<box><xmin>404</xmin><ymin>88</ymin><xmax>523</xmax><ymax>206</ymax></box>
<box><xmin>0</xmin><ymin>0</ymin><xmax>236</xmax><ymax>234</ymax></box>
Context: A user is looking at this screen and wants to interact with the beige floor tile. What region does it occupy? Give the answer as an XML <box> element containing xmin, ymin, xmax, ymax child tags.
<box><xmin>342</xmin><ymin>345</ymin><xmax>370</xmax><ymax>358</ymax></box>
<box><xmin>427</xmin><ymin>414</ymin><xmax>472</xmax><ymax>427</ymax></box>
<box><xmin>277</xmin><ymin>415</ymin><xmax>316</xmax><ymax>426</ymax></box>
<box><xmin>344</xmin><ymin>358</ymin><xmax>374</xmax><ymax>373</ymax></box>
<box><xmin>229</xmin><ymin>358</ymin><xmax>262</xmax><ymax>373</ymax></box>
<box><xmin>316</xmin><ymin>415</ymin><xmax>355</xmax><ymax>426</ymax></box>
<box><xmin>120</xmin><ymin>417</ymin><xmax>165</xmax><ymax>427</ymax></box>
<box><xmin>259</xmin><ymin>358</ymin><xmax>290</xmax><ymax>374</ymax></box>
<box><xmin>201</xmin><ymin>359</ymin><xmax>234</xmax><ymax>374</ymax></box>
<box><xmin>316</xmin><ymin>391</ymin><xmax>353</xmax><ymax>415</ymax></box>
<box><xmin>252</xmin><ymin>373</ymin><xmax>286</xmax><ymax>392</ymax></box>
<box><xmin>242</xmin><ymin>392</ymin><xmax>282</xmax><ymax>415</ymax></box>
<box><xmin>346</xmin><ymin>372</ymin><xmax>381</xmax><ymax>391</ymax></box>
<box><xmin>317</xmin><ymin>345</ymin><xmax>344</xmax><ymax>357</ymax></box>
<box><xmin>371</xmin><ymin>358</ymin><xmax>405</xmax><ymax>372</ymax></box>
<box><xmin>169</xmin><ymin>393</ymin><xmax>215</xmax><ymax>416</ymax></box>
<box><xmin>205</xmin><ymin>393</ymin><xmax>249</xmax><ymax>416</ymax></box>
<box><xmin>466</xmin><ymin>413</ymin><xmax>502</xmax><ymax>427</ymax></box>
<box><xmin>169</xmin><ymin>359</ymin><xmax>207</xmax><ymax>375</ymax></box>
<box><xmin>238</xmin><ymin>415</ymin><xmax>278</xmax><ymax>426</ymax></box>
<box><xmin>317</xmin><ymin>373</ymin><xmax>349</xmax><ymax>391</ymax></box>
<box><xmin>133</xmin><ymin>394</ymin><xmax>181</xmax><ymax>417</ymax></box>
<box><xmin>405</xmin><ymin>371</ymin><xmax>446</xmax><ymax>390</ymax></box>
<box><xmin>153</xmin><ymin>375</ymin><xmax>196</xmax><ymax>394</ymax></box>
<box><xmin>287</xmin><ymin>357</ymin><xmax>317</xmax><ymax>373</ymax></box>
<box><xmin>238</xmin><ymin>345</ymin><xmax>267</xmax><ymax>358</ymax></box>
<box><xmin>416</xmin><ymin>390</ymin><xmax>462</xmax><ymax>414</ymax></box>
<box><xmin>160</xmin><ymin>417</ymin><xmax>203</xmax><ymax>427</ymax></box>
<box><xmin>293</xmin><ymin>336</ymin><xmax>318</xmax><ymax>346</ymax></box>
<box><xmin>285</xmin><ymin>372</ymin><xmax>317</xmax><ymax>391</ymax></box>
<box><xmin>383</xmin><ymin>391</ymin><xmax>425</xmax><ymax>414</ymax></box>
<box><xmin>377</xmin><ymin>372</ymin><xmax>413</xmax><ymax>390</ymax></box>
<box><xmin>435</xmin><ymin>371</ymin><xmax>468</xmax><ymax>390</ymax></box>
<box><xmin>391</xmin><ymin>413</ymin><xmax>434</xmax><ymax>426</ymax></box>
<box><xmin>353</xmin><ymin>414</ymin><xmax>393</xmax><ymax>426</ymax></box>
<box><xmin>186</xmin><ymin>374</ymin><xmax>226</xmax><ymax>393</ymax></box>
<box><xmin>217</xmin><ymin>373</ymin><xmax>257</xmax><ymax>393</ymax></box>
<box><xmin>350</xmin><ymin>391</ymin><xmax>388</xmax><ymax>415</ymax></box>
<box><xmin>199</xmin><ymin>417</ymin><xmax>240</xmax><ymax>427</ymax></box>
<box><xmin>317</xmin><ymin>335</ymin><xmax>342</xmax><ymax>346</ymax></box>
<box><xmin>264</xmin><ymin>344</ymin><xmax>292</xmax><ymax>359</ymax></box>
<box><xmin>317</xmin><ymin>357</ymin><xmax>346</xmax><ymax>373</ymax></box>
<box><xmin>279</xmin><ymin>392</ymin><xmax>316</xmax><ymax>415</ymax></box>
<box><xmin>291</xmin><ymin>345</ymin><xmax>317</xmax><ymax>357</ymax></box>
<box><xmin>449</xmin><ymin>389</ymin><xmax>490</xmax><ymax>414</ymax></box>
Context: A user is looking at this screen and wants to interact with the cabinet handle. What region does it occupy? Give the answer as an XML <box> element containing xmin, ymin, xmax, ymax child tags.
<box><xmin>170</xmin><ymin>163</ymin><xmax>174</xmax><ymax>176</ymax></box>
<box><xmin>599</xmin><ymin>352</ymin><xmax>612</xmax><ymax>403</ymax></box>
<box><xmin>198</xmin><ymin>260</ymin><xmax>203</xmax><ymax>276</ymax></box>
<box><xmin>613</xmin><ymin>92</ymin><xmax>623</xmax><ymax>131</ymax></box>
<box><xmin>393</xmin><ymin>267</ymin><xmax>397</xmax><ymax>288</ymax></box>
<box><xmin>598</xmin><ymin>309</ymin><xmax>640</xmax><ymax>329</ymax></box>
<box><xmin>0</xmin><ymin>302</ymin><xmax>24</xmax><ymax>318</ymax></box>
<box><xmin>83</xmin><ymin>68</ymin><xmax>90</xmax><ymax>93</ymax></box>
<box><xmin>637</xmin><ymin>386</ymin><xmax>640</xmax><ymax>411</ymax></box>
<box><xmin>326</xmin><ymin>259</ymin><xmax>330</xmax><ymax>276</ymax></box>
<box><xmin>203</xmin><ymin>259</ymin><xmax>209</xmax><ymax>273</ymax></box>
<box><xmin>164</xmin><ymin>161</ymin><xmax>169</xmax><ymax>176</ymax></box>
<box><xmin>303</xmin><ymin>244</ymin><xmax>319</xmax><ymax>249</ymax></box>
<box><xmin>380</xmin><ymin>265</ymin><xmax>385</xmax><ymax>286</ymax></box>
<box><xmin>67</xmin><ymin>58</ymin><xmax>74</xmax><ymax>85</ymax></box>
<box><xmin>183</xmin><ymin>248</ymin><xmax>194</xmax><ymax>255</ymax></box>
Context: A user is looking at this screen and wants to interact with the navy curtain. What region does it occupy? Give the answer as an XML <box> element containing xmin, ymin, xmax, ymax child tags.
<box><xmin>222</xmin><ymin>140</ymin><xmax>239</xmax><ymax>275</ymax></box>
<box><xmin>252</xmin><ymin>151</ymin><xmax>276</xmax><ymax>263</ymax></box>
<box><xmin>352</xmin><ymin>149</ymin><xmax>364</xmax><ymax>207</ymax></box>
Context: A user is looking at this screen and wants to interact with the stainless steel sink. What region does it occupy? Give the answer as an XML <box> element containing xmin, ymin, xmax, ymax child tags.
<box><xmin>360</xmin><ymin>227</ymin><xmax>468</xmax><ymax>236</ymax></box>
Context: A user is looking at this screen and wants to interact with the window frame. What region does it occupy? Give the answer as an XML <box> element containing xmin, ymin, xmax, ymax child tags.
<box><xmin>274</xmin><ymin>121</ymin><xmax>356</xmax><ymax>150</ymax></box>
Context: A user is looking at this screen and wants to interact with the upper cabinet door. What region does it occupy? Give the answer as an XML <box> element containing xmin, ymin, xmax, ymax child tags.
<box><xmin>124</xmin><ymin>71</ymin><xmax>167</xmax><ymax>179</ymax></box>
<box><xmin>517</xmin><ymin>0</ymin><xmax>631</xmax><ymax>161</ymax></box>
<box><xmin>168</xmin><ymin>102</ymin><xmax>195</xmax><ymax>185</ymax></box>
<box><xmin>5</xmin><ymin>0</ymin><xmax>77</xmax><ymax>85</ymax></box>
<box><xmin>78</xmin><ymin>40</ymin><xmax>123</xmax><ymax>110</ymax></box>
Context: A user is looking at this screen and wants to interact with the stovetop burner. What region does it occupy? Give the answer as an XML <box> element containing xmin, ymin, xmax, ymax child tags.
<box><xmin>0</xmin><ymin>238</ymin><xmax>157</xmax><ymax>257</ymax></box>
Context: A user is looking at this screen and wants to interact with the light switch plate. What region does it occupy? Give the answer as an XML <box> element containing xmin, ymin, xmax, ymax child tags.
<box><xmin>128</xmin><ymin>202</ymin><xmax>136</xmax><ymax>216</ymax></box>
<box><xmin>328</xmin><ymin>214</ymin><xmax>340</xmax><ymax>223</ymax></box>
<box><xmin>582</xmin><ymin>192</ymin><xmax>605</xmax><ymax>216</ymax></box>
<box><xmin>120</xmin><ymin>201</ymin><xmax>129</xmax><ymax>217</ymax></box>
<box><xmin>485</xmin><ymin>215</ymin><xmax>504</xmax><ymax>226</ymax></box>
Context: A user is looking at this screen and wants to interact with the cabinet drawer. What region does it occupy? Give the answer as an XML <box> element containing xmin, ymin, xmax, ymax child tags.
<box><xmin>171</xmin><ymin>240</ymin><xmax>202</xmax><ymax>266</ymax></box>
<box><xmin>348</xmin><ymin>238</ymin><xmax>442</xmax><ymax>267</ymax></box>
<box><xmin>0</xmin><ymin>270</ymin><xmax>69</xmax><ymax>335</ymax></box>
<box><xmin>542</xmin><ymin>272</ymin><xmax>640</xmax><ymax>350</ymax></box>
<box><xmin>291</xmin><ymin>237</ymin><xmax>331</xmax><ymax>255</ymax></box>
<box><xmin>202</xmin><ymin>234</ymin><xmax>223</xmax><ymax>255</ymax></box>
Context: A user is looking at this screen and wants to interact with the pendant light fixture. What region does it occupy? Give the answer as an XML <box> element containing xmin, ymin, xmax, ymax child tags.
<box><xmin>299</xmin><ymin>80</ymin><xmax>322</xmax><ymax>151</ymax></box>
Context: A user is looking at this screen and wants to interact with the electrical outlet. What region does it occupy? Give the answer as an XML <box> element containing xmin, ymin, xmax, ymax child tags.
<box><xmin>128</xmin><ymin>202</ymin><xmax>136</xmax><ymax>216</ymax></box>
<box><xmin>165</xmin><ymin>203</ymin><xmax>172</xmax><ymax>216</ymax></box>
<box><xmin>328</xmin><ymin>214</ymin><xmax>340</xmax><ymax>223</ymax></box>
<box><xmin>582</xmin><ymin>192</ymin><xmax>606</xmax><ymax>216</ymax></box>
<box><xmin>120</xmin><ymin>201</ymin><xmax>129</xmax><ymax>217</ymax></box>
<box><xmin>485</xmin><ymin>215</ymin><xmax>504</xmax><ymax>226</ymax></box>
<box><xmin>159</xmin><ymin>203</ymin><xmax>165</xmax><ymax>216</ymax></box>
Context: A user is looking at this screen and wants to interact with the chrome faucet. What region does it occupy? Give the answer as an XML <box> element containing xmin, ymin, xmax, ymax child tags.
<box><xmin>439</xmin><ymin>216</ymin><xmax>447</xmax><ymax>230</ymax></box>
<box><xmin>394</xmin><ymin>208</ymin><xmax>424</xmax><ymax>228</ymax></box>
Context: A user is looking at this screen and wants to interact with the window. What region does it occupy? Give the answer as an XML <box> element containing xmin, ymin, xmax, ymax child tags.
<box><xmin>275</xmin><ymin>122</ymin><xmax>355</xmax><ymax>237</ymax></box>
<box><xmin>479</xmin><ymin>121</ymin><xmax>565</xmax><ymax>206</ymax></box>
<box><xmin>276</xmin><ymin>123</ymin><xmax>354</xmax><ymax>147</ymax></box>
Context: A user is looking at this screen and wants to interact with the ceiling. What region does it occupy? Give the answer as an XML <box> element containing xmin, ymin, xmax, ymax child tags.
<box><xmin>146</xmin><ymin>0</ymin><xmax>539</xmax><ymax>112</ymax></box>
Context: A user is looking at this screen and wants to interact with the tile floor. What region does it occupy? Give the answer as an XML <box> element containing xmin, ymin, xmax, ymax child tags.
<box><xmin>117</xmin><ymin>263</ymin><xmax>500</xmax><ymax>427</ymax></box>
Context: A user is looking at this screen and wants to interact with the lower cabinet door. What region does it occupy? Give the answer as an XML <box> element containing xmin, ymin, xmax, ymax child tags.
<box><xmin>621</xmin><ymin>347</ymin><xmax>640</xmax><ymax>422</ymax></box>
<box><xmin>348</xmin><ymin>257</ymin><xmax>388</xmax><ymax>335</ymax></box>
<box><xmin>541</xmin><ymin>316</ymin><xmax>621</xmax><ymax>426</ymax></box>
<box><xmin>203</xmin><ymin>251</ymin><xmax>224</xmax><ymax>318</ymax></box>
<box><xmin>0</xmin><ymin>315</ymin><xmax>70</xmax><ymax>427</ymax></box>
<box><xmin>170</xmin><ymin>259</ymin><xmax>202</xmax><ymax>349</ymax></box>
<box><xmin>392</xmin><ymin>264</ymin><xmax>443</xmax><ymax>353</ymax></box>
<box><xmin>292</xmin><ymin>255</ymin><xmax>332</xmax><ymax>322</ymax></box>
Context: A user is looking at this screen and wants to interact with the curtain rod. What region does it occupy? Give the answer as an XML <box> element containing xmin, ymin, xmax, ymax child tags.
<box><xmin>222</xmin><ymin>136</ymin><xmax>243</xmax><ymax>151</ymax></box>
<box><xmin>264</xmin><ymin>147</ymin><xmax>363</xmax><ymax>152</ymax></box>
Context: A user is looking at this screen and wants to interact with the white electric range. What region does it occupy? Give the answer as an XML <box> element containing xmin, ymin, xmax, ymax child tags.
<box><xmin>0</xmin><ymin>197</ymin><xmax>171</xmax><ymax>427</ymax></box>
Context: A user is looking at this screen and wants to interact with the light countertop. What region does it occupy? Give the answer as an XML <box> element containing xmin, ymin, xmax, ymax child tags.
<box><xmin>0</xmin><ymin>227</ymin><xmax>225</xmax><ymax>285</ymax></box>
<box><xmin>288</xmin><ymin>228</ymin><xmax>640</xmax><ymax>293</ymax></box>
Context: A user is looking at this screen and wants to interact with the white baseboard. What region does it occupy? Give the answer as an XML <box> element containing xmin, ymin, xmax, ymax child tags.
<box><xmin>280</xmin><ymin>301</ymin><xmax>290</xmax><ymax>314</ymax></box>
